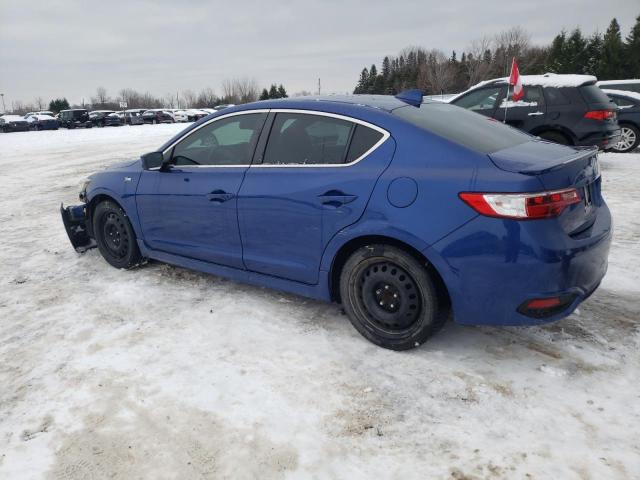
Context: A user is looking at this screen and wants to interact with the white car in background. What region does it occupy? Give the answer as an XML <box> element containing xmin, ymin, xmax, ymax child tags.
<box><xmin>24</xmin><ymin>111</ymin><xmax>55</xmax><ymax>118</ymax></box>
<box><xmin>172</xmin><ymin>110</ymin><xmax>190</xmax><ymax>122</ymax></box>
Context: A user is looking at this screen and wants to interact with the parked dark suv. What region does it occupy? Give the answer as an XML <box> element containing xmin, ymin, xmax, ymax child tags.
<box><xmin>59</xmin><ymin>109</ymin><xmax>93</xmax><ymax>129</ymax></box>
<box><xmin>450</xmin><ymin>74</ymin><xmax>620</xmax><ymax>149</ymax></box>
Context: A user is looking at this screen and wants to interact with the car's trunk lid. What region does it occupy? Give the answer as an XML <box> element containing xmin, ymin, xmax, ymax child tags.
<box><xmin>489</xmin><ymin>140</ymin><xmax>602</xmax><ymax>235</ymax></box>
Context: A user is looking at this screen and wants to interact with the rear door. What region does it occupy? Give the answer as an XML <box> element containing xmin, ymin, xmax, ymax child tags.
<box><xmin>502</xmin><ymin>85</ymin><xmax>548</xmax><ymax>132</ymax></box>
<box><xmin>237</xmin><ymin>111</ymin><xmax>393</xmax><ymax>284</ymax></box>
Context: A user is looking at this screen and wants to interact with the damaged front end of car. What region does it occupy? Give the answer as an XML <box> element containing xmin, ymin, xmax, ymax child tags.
<box><xmin>60</xmin><ymin>203</ymin><xmax>96</xmax><ymax>253</ymax></box>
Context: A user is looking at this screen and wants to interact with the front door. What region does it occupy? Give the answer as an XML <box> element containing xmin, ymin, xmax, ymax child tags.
<box><xmin>451</xmin><ymin>86</ymin><xmax>503</xmax><ymax>118</ymax></box>
<box><xmin>237</xmin><ymin>111</ymin><xmax>394</xmax><ymax>284</ymax></box>
<box><xmin>136</xmin><ymin>112</ymin><xmax>268</xmax><ymax>267</ymax></box>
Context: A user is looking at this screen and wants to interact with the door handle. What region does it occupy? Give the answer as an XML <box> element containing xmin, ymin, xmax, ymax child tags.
<box><xmin>207</xmin><ymin>190</ymin><xmax>235</xmax><ymax>203</ymax></box>
<box><xmin>528</xmin><ymin>111</ymin><xmax>544</xmax><ymax>116</ymax></box>
<box><xmin>318</xmin><ymin>190</ymin><xmax>358</xmax><ymax>208</ymax></box>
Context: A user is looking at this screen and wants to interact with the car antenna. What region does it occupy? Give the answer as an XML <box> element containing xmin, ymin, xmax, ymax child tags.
<box><xmin>395</xmin><ymin>89</ymin><xmax>423</xmax><ymax>107</ymax></box>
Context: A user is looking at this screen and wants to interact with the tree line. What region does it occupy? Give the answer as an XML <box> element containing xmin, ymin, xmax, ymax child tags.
<box><xmin>354</xmin><ymin>14</ymin><xmax>640</xmax><ymax>95</ymax></box>
<box><xmin>8</xmin><ymin>78</ymin><xmax>290</xmax><ymax>115</ymax></box>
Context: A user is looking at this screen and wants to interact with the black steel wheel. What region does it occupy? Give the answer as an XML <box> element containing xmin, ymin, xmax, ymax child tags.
<box><xmin>93</xmin><ymin>200</ymin><xmax>142</xmax><ymax>269</ymax></box>
<box><xmin>340</xmin><ymin>244</ymin><xmax>446</xmax><ymax>350</ymax></box>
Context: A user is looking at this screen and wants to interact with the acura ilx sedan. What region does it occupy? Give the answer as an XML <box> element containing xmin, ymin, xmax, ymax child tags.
<box><xmin>61</xmin><ymin>91</ymin><xmax>611</xmax><ymax>350</ymax></box>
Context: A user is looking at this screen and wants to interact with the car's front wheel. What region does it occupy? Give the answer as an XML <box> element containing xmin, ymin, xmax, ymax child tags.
<box><xmin>93</xmin><ymin>200</ymin><xmax>142</xmax><ymax>269</ymax></box>
<box><xmin>339</xmin><ymin>244</ymin><xmax>446</xmax><ymax>350</ymax></box>
<box><xmin>612</xmin><ymin>123</ymin><xmax>639</xmax><ymax>153</ymax></box>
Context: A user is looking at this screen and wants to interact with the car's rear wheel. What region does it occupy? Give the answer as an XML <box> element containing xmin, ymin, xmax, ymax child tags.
<box><xmin>93</xmin><ymin>200</ymin><xmax>142</xmax><ymax>269</ymax></box>
<box><xmin>612</xmin><ymin>123</ymin><xmax>639</xmax><ymax>153</ymax></box>
<box><xmin>538</xmin><ymin>131</ymin><xmax>570</xmax><ymax>145</ymax></box>
<box><xmin>339</xmin><ymin>244</ymin><xmax>445</xmax><ymax>350</ymax></box>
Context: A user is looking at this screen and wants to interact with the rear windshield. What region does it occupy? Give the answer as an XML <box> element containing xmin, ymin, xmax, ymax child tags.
<box><xmin>579</xmin><ymin>85</ymin><xmax>612</xmax><ymax>105</ymax></box>
<box><xmin>393</xmin><ymin>103</ymin><xmax>531</xmax><ymax>153</ymax></box>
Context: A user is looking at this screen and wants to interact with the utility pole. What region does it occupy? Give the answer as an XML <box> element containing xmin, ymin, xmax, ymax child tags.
<box><xmin>0</xmin><ymin>93</ymin><xmax>5</xmax><ymax>113</ymax></box>
<box><xmin>318</xmin><ymin>78</ymin><xmax>321</xmax><ymax>95</ymax></box>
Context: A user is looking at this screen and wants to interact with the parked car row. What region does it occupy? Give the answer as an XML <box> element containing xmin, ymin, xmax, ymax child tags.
<box><xmin>0</xmin><ymin>104</ymin><xmax>235</xmax><ymax>133</ymax></box>
<box><xmin>447</xmin><ymin>76</ymin><xmax>640</xmax><ymax>153</ymax></box>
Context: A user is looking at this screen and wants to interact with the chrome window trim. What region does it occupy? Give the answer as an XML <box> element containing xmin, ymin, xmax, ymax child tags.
<box><xmin>152</xmin><ymin>108</ymin><xmax>390</xmax><ymax>170</ymax></box>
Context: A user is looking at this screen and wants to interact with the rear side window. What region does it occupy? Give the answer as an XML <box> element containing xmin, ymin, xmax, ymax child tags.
<box><xmin>394</xmin><ymin>103</ymin><xmax>531</xmax><ymax>154</ymax></box>
<box><xmin>346</xmin><ymin>125</ymin><xmax>384</xmax><ymax>162</ymax></box>
<box><xmin>544</xmin><ymin>88</ymin><xmax>571</xmax><ymax>106</ymax></box>
<box><xmin>609</xmin><ymin>96</ymin><xmax>635</xmax><ymax>108</ymax></box>
<box><xmin>264</xmin><ymin>113</ymin><xmax>354</xmax><ymax>165</ymax></box>
<box><xmin>579</xmin><ymin>85</ymin><xmax>612</xmax><ymax>105</ymax></box>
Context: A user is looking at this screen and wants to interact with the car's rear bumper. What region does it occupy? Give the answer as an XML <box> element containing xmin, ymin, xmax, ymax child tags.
<box><xmin>427</xmin><ymin>203</ymin><xmax>612</xmax><ymax>326</ymax></box>
<box><xmin>60</xmin><ymin>203</ymin><xmax>96</xmax><ymax>252</ymax></box>
<box><xmin>577</xmin><ymin>128</ymin><xmax>621</xmax><ymax>150</ymax></box>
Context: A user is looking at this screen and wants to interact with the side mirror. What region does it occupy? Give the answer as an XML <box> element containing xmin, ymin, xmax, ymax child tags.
<box><xmin>141</xmin><ymin>151</ymin><xmax>165</xmax><ymax>170</ymax></box>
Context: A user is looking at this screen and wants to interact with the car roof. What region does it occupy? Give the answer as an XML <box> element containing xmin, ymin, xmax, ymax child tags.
<box><xmin>238</xmin><ymin>95</ymin><xmax>427</xmax><ymax>113</ymax></box>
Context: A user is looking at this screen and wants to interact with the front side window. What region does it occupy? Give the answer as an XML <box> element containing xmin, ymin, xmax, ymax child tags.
<box><xmin>171</xmin><ymin>113</ymin><xmax>267</xmax><ymax>166</ymax></box>
<box><xmin>453</xmin><ymin>87</ymin><xmax>503</xmax><ymax>111</ymax></box>
<box><xmin>263</xmin><ymin>113</ymin><xmax>354</xmax><ymax>165</ymax></box>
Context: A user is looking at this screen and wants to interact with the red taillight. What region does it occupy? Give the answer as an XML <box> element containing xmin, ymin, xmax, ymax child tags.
<box><xmin>459</xmin><ymin>188</ymin><xmax>581</xmax><ymax>220</ymax></box>
<box><xmin>584</xmin><ymin>110</ymin><xmax>615</xmax><ymax>121</ymax></box>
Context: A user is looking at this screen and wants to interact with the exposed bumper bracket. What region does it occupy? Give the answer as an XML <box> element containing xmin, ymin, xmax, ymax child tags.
<box><xmin>60</xmin><ymin>203</ymin><xmax>96</xmax><ymax>253</ymax></box>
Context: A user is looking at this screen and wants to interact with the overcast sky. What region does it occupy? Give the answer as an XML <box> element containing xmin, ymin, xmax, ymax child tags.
<box><xmin>1</xmin><ymin>0</ymin><xmax>638</xmax><ymax>106</ymax></box>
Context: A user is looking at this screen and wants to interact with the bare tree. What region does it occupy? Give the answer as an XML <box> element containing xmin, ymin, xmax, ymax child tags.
<box><xmin>181</xmin><ymin>89</ymin><xmax>197</xmax><ymax>108</ymax></box>
<box><xmin>164</xmin><ymin>93</ymin><xmax>176</xmax><ymax>109</ymax></box>
<box><xmin>34</xmin><ymin>97</ymin><xmax>45</xmax><ymax>110</ymax></box>
<box><xmin>196</xmin><ymin>87</ymin><xmax>218</xmax><ymax>108</ymax></box>
<box><xmin>221</xmin><ymin>78</ymin><xmax>259</xmax><ymax>104</ymax></box>
<box><xmin>493</xmin><ymin>27</ymin><xmax>531</xmax><ymax>76</ymax></box>
<box><xmin>418</xmin><ymin>50</ymin><xmax>456</xmax><ymax>94</ymax></box>
<box><xmin>91</xmin><ymin>86</ymin><xmax>110</xmax><ymax>108</ymax></box>
<box><xmin>465</xmin><ymin>36</ymin><xmax>493</xmax><ymax>87</ymax></box>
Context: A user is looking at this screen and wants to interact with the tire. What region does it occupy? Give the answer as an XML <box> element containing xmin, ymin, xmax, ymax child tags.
<box><xmin>93</xmin><ymin>200</ymin><xmax>142</xmax><ymax>269</ymax></box>
<box><xmin>339</xmin><ymin>244</ymin><xmax>446</xmax><ymax>350</ymax></box>
<box><xmin>538</xmin><ymin>131</ymin><xmax>570</xmax><ymax>145</ymax></box>
<box><xmin>612</xmin><ymin>123</ymin><xmax>639</xmax><ymax>153</ymax></box>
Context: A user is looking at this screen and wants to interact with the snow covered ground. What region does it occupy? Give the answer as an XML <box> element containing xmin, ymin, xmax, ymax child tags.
<box><xmin>0</xmin><ymin>125</ymin><xmax>638</xmax><ymax>479</ymax></box>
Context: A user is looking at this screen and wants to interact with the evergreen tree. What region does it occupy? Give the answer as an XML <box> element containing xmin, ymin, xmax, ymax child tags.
<box><xmin>277</xmin><ymin>84</ymin><xmax>288</xmax><ymax>98</ymax></box>
<box><xmin>268</xmin><ymin>84</ymin><xmax>279</xmax><ymax>99</ymax></box>
<box><xmin>625</xmin><ymin>15</ymin><xmax>640</xmax><ymax>77</ymax></box>
<box><xmin>601</xmin><ymin>18</ymin><xmax>624</xmax><ymax>79</ymax></box>
<box><xmin>259</xmin><ymin>89</ymin><xmax>269</xmax><ymax>101</ymax></box>
<box><xmin>48</xmin><ymin>98</ymin><xmax>69</xmax><ymax>113</ymax></box>
<box><xmin>382</xmin><ymin>56</ymin><xmax>391</xmax><ymax>79</ymax></box>
<box><xmin>565</xmin><ymin>28</ymin><xmax>588</xmax><ymax>74</ymax></box>
<box><xmin>354</xmin><ymin>67</ymin><xmax>369</xmax><ymax>93</ymax></box>
<box><xmin>545</xmin><ymin>31</ymin><xmax>568</xmax><ymax>73</ymax></box>
<box><xmin>584</xmin><ymin>32</ymin><xmax>604</xmax><ymax>77</ymax></box>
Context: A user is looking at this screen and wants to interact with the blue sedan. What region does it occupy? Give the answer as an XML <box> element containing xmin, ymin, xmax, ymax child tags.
<box><xmin>61</xmin><ymin>91</ymin><xmax>612</xmax><ymax>350</ymax></box>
